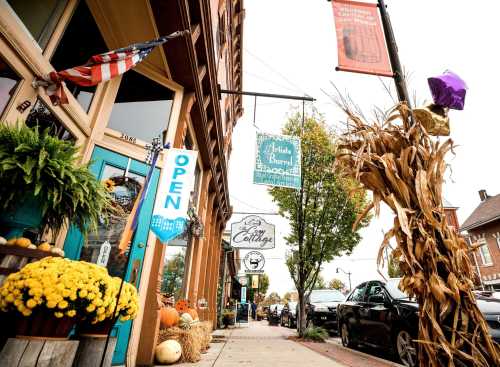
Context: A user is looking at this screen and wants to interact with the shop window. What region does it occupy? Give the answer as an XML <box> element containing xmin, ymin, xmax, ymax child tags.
<box><xmin>7</xmin><ymin>0</ymin><xmax>67</xmax><ymax>49</ymax></box>
<box><xmin>478</xmin><ymin>239</ymin><xmax>493</xmax><ymax>265</ymax></box>
<box><xmin>26</xmin><ymin>98</ymin><xmax>75</xmax><ymax>141</ymax></box>
<box><xmin>107</xmin><ymin>70</ymin><xmax>173</xmax><ymax>144</ymax></box>
<box><xmin>50</xmin><ymin>1</ymin><xmax>107</xmax><ymax>112</ymax></box>
<box><xmin>161</xmin><ymin>247</ymin><xmax>186</xmax><ymax>303</ymax></box>
<box><xmin>0</xmin><ymin>57</ymin><xmax>21</xmax><ymax>116</ymax></box>
<box><xmin>217</xmin><ymin>11</ymin><xmax>227</xmax><ymax>57</ymax></box>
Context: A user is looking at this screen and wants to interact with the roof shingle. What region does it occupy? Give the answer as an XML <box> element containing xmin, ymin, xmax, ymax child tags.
<box><xmin>461</xmin><ymin>193</ymin><xmax>500</xmax><ymax>231</ymax></box>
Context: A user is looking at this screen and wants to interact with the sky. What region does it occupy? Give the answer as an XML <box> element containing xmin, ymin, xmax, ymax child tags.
<box><xmin>223</xmin><ymin>0</ymin><xmax>500</xmax><ymax>297</ymax></box>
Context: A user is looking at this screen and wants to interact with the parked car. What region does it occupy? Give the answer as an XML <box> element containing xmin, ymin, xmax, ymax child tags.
<box><xmin>280</xmin><ymin>301</ymin><xmax>297</xmax><ymax>328</ymax></box>
<box><xmin>268</xmin><ymin>304</ymin><xmax>284</xmax><ymax>326</ymax></box>
<box><xmin>337</xmin><ymin>279</ymin><xmax>500</xmax><ymax>367</ymax></box>
<box><xmin>306</xmin><ymin>289</ymin><xmax>346</xmax><ymax>333</ymax></box>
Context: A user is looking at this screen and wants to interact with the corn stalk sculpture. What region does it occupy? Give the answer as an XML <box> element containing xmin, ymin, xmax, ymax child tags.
<box><xmin>337</xmin><ymin>103</ymin><xmax>500</xmax><ymax>367</ymax></box>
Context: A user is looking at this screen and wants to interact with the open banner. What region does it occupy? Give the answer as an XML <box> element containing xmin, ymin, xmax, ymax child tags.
<box><xmin>151</xmin><ymin>149</ymin><xmax>198</xmax><ymax>243</ymax></box>
<box><xmin>332</xmin><ymin>0</ymin><xmax>393</xmax><ymax>77</ymax></box>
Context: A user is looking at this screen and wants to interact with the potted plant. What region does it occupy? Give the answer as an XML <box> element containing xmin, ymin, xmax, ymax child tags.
<box><xmin>222</xmin><ymin>309</ymin><xmax>235</xmax><ymax>328</ymax></box>
<box><xmin>0</xmin><ymin>123</ymin><xmax>111</xmax><ymax>239</ymax></box>
<box><xmin>0</xmin><ymin>257</ymin><xmax>139</xmax><ymax>338</ymax></box>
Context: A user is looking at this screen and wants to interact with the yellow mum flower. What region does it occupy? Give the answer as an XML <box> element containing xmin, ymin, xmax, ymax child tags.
<box><xmin>26</xmin><ymin>299</ymin><xmax>37</xmax><ymax>309</ymax></box>
<box><xmin>58</xmin><ymin>300</ymin><xmax>68</xmax><ymax>309</ymax></box>
<box><xmin>66</xmin><ymin>310</ymin><xmax>76</xmax><ymax>317</ymax></box>
<box><xmin>86</xmin><ymin>304</ymin><xmax>96</xmax><ymax>312</ymax></box>
<box><xmin>47</xmin><ymin>301</ymin><xmax>57</xmax><ymax>309</ymax></box>
<box><xmin>54</xmin><ymin>312</ymin><xmax>64</xmax><ymax>318</ymax></box>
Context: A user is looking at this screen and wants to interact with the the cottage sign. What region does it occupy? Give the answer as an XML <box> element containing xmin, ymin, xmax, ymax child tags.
<box><xmin>230</xmin><ymin>215</ymin><xmax>275</xmax><ymax>249</ymax></box>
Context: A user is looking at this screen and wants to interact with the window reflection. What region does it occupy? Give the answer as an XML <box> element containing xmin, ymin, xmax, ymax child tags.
<box><xmin>107</xmin><ymin>70</ymin><xmax>173</xmax><ymax>143</ymax></box>
<box><xmin>0</xmin><ymin>58</ymin><xmax>21</xmax><ymax>116</ymax></box>
<box><xmin>7</xmin><ymin>0</ymin><xmax>67</xmax><ymax>49</ymax></box>
<box><xmin>26</xmin><ymin>98</ymin><xmax>75</xmax><ymax>141</ymax></box>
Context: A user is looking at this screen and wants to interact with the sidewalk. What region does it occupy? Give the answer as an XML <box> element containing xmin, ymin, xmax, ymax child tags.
<box><xmin>173</xmin><ymin>320</ymin><xmax>345</xmax><ymax>367</ymax></box>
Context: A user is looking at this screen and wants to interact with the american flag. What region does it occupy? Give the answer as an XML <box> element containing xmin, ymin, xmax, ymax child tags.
<box><xmin>34</xmin><ymin>31</ymin><xmax>188</xmax><ymax>106</ymax></box>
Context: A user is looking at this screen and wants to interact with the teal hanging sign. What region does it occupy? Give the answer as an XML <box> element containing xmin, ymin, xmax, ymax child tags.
<box><xmin>253</xmin><ymin>133</ymin><xmax>301</xmax><ymax>189</ymax></box>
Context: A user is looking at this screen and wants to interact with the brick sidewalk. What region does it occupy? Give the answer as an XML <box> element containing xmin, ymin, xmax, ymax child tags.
<box><xmin>168</xmin><ymin>321</ymin><xmax>401</xmax><ymax>367</ymax></box>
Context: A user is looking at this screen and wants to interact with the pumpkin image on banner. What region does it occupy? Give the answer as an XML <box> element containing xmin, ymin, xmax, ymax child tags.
<box><xmin>175</xmin><ymin>299</ymin><xmax>189</xmax><ymax>313</ymax></box>
<box><xmin>187</xmin><ymin>307</ymin><xmax>198</xmax><ymax>321</ymax></box>
<box><xmin>160</xmin><ymin>307</ymin><xmax>179</xmax><ymax>329</ymax></box>
<box><xmin>155</xmin><ymin>339</ymin><xmax>182</xmax><ymax>364</ymax></box>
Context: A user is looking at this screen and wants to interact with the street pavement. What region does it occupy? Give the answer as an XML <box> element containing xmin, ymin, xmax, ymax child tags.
<box><xmin>169</xmin><ymin>320</ymin><xmax>401</xmax><ymax>367</ymax></box>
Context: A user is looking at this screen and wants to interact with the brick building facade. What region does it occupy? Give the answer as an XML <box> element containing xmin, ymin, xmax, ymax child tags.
<box><xmin>461</xmin><ymin>190</ymin><xmax>500</xmax><ymax>290</ymax></box>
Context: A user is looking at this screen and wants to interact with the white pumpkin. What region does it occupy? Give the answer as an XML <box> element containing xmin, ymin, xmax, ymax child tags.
<box><xmin>27</xmin><ymin>244</ymin><xmax>37</xmax><ymax>249</ymax></box>
<box><xmin>0</xmin><ymin>236</ymin><xmax>6</xmax><ymax>245</ymax></box>
<box><xmin>179</xmin><ymin>313</ymin><xmax>193</xmax><ymax>329</ymax></box>
<box><xmin>155</xmin><ymin>339</ymin><xmax>182</xmax><ymax>364</ymax></box>
<box><xmin>51</xmin><ymin>247</ymin><xmax>65</xmax><ymax>256</ymax></box>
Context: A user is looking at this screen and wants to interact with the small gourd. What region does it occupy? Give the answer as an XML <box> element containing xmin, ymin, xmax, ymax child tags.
<box><xmin>179</xmin><ymin>312</ymin><xmax>193</xmax><ymax>329</ymax></box>
<box><xmin>0</xmin><ymin>236</ymin><xmax>6</xmax><ymax>245</ymax></box>
<box><xmin>6</xmin><ymin>238</ymin><xmax>17</xmax><ymax>246</ymax></box>
<box><xmin>27</xmin><ymin>244</ymin><xmax>37</xmax><ymax>250</ymax></box>
<box><xmin>160</xmin><ymin>307</ymin><xmax>179</xmax><ymax>329</ymax></box>
<box><xmin>155</xmin><ymin>339</ymin><xmax>182</xmax><ymax>364</ymax></box>
<box><xmin>187</xmin><ymin>307</ymin><xmax>199</xmax><ymax>321</ymax></box>
<box><xmin>37</xmin><ymin>242</ymin><xmax>52</xmax><ymax>252</ymax></box>
<box><xmin>16</xmin><ymin>238</ymin><xmax>31</xmax><ymax>248</ymax></box>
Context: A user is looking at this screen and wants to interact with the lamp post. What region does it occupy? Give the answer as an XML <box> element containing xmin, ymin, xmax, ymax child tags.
<box><xmin>336</xmin><ymin>267</ymin><xmax>352</xmax><ymax>292</ymax></box>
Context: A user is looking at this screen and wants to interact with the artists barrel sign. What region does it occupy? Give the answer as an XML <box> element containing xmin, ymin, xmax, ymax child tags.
<box><xmin>230</xmin><ymin>215</ymin><xmax>275</xmax><ymax>250</ymax></box>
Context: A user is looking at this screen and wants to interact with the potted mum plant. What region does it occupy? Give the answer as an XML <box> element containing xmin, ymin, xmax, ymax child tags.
<box><xmin>0</xmin><ymin>123</ymin><xmax>110</xmax><ymax>239</ymax></box>
<box><xmin>0</xmin><ymin>257</ymin><xmax>139</xmax><ymax>338</ymax></box>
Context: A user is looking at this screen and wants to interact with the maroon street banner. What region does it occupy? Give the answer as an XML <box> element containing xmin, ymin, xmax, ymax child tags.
<box><xmin>332</xmin><ymin>0</ymin><xmax>393</xmax><ymax>77</ymax></box>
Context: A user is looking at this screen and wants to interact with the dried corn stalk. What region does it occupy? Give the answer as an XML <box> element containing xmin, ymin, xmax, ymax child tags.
<box><xmin>337</xmin><ymin>103</ymin><xmax>500</xmax><ymax>367</ymax></box>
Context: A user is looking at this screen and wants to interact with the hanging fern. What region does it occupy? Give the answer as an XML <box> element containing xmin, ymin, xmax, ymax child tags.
<box><xmin>0</xmin><ymin>123</ymin><xmax>111</xmax><ymax>237</ymax></box>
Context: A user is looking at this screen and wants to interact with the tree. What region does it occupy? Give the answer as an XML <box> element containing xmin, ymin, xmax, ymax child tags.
<box><xmin>283</xmin><ymin>291</ymin><xmax>298</xmax><ymax>302</ymax></box>
<box><xmin>269</xmin><ymin>111</ymin><xmax>369</xmax><ymax>337</ymax></box>
<box><xmin>312</xmin><ymin>274</ymin><xmax>327</xmax><ymax>289</ymax></box>
<box><xmin>259</xmin><ymin>273</ymin><xmax>270</xmax><ymax>295</ymax></box>
<box><xmin>328</xmin><ymin>278</ymin><xmax>345</xmax><ymax>291</ymax></box>
<box><xmin>387</xmin><ymin>251</ymin><xmax>403</xmax><ymax>278</ymax></box>
<box><xmin>262</xmin><ymin>292</ymin><xmax>281</xmax><ymax>306</ymax></box>
<box><xmin>161</xmin><ymin>250</ymin><xmax>185</xmax><ymax>300</ymax></box>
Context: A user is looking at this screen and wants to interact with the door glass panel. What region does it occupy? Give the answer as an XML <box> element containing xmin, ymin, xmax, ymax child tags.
<box><xmin>26</xmin><ymin>98</ymin><xmax>75</xmax><ymax>141</ymax></box>
<box><xmin>79</xmin><ymin>164</ymin><xmax>145</xmax><ymax>277</ymax></box>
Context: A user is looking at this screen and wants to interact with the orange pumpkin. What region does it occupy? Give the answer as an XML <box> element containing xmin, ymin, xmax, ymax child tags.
<box><xmin>160</xmin><ymin>307</ymin><xmax>179</xmax><ymax>328</ymax></box>
<box><xmin>187</xmin><ymin>307</ymin><xmax>198</xmax><ymax>320</ymax></box>
<box><xmin>175</xmin><ymin>300</ymin><xmax>189</xmax><ymax>313</ymax></box>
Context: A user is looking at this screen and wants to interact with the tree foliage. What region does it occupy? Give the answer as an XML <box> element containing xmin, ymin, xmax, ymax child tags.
<box><xmin>388</xmin><ymin>251</ymin><xmax>403</xmax><ymax>278</ymax></box>
<box><xmin>328</xmin><ymin>278</ymin><xmax>345</xmax><ymax>291</ymax></box>
<box><xmin>269</xmin><ymin>111</ymin><xmax>369</xmax><ymax>336</ymax></box>
<box><xmin>312</xmin><ymin>274</ymin><xmax>327</xmax><ymax>289</ymax></box>
<box><xmin>259</xmin><ymin>273</ymin><xmax>270</xmax><ymax>295</ymax></box>
<box><xmin>262</xmin><ymin>291</ymin><xmax>281</xmax><ymax>306</ymax></box>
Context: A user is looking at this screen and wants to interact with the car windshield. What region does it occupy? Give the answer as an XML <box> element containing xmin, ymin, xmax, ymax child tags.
<box><xmin>385</xmin><ymin>278</ymin><xmax>411</xmax><ymax>300</ymax></box>
<box><xmin>310</xmin><ymin>290</ymin><xmax>345</xmax><ymax>303</ymax></box>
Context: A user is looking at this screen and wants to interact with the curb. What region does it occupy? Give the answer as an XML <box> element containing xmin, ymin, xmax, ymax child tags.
<box><xmin>324</xmin><ymin>339</ymin><xmax>404</xmax><ymax>367</ymax></box>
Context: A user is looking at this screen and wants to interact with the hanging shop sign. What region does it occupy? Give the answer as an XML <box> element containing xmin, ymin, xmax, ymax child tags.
<box><xmin>251</xmin><ymin>275</ymin><xmax>259</xmax><ymax>289</ymax></box>
<box><xmin>230</xmin><ymin>215</ymin><xmax>275</xmax><ymax>250</ymax></box>
<box><xmin>331</xmin><ymin>0</ymin><xmax>392</xmax><ymax>77</ymax></box>
<box><xmin>151</xmin><ymin>149</ymin><xmax>198</xmax><ymax>243</ymax></box>
<box><xmin>243</xmin><ymin>251</ymin><xmax>265</xmax><ymax>274</ymax></box>
<box><xmin>238</xmin><ymin>275</ymin><xmax>248</xmax><ymax>286</ymax></box>
<box><xmin>253</xmin><ymin>133</ymin><xmax>301</xmax><ymax>190</ymax></box>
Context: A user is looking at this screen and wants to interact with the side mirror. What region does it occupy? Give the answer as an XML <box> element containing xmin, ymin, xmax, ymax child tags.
<box><xmin>368</xmin><ymin>294</ymin><xmax>385</xmax><ymax>304</ymax></box>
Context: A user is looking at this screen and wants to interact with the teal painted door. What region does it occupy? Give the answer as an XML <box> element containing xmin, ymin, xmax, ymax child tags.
<box><xmin>64</xmin><ymin>146</ymin><xmax>160</xmax><ymax>365</ymax></box>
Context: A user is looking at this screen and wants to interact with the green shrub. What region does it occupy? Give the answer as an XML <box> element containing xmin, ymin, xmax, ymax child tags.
<box><xmin>302</xmin><ymin>326</ymin><xmax>328</xmax><ymax>342</ymax></box>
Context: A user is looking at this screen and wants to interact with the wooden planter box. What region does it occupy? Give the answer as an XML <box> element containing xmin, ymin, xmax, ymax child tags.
<box><xmin>0</xmin><ymin>338</ymin><xmax>79</xmax><ymax>367</ymax></box>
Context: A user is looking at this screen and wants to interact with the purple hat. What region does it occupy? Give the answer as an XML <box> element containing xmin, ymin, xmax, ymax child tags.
<box><xmin>427</xmin><ymin>70</ymin><xmax>467</xmax><ymax>110</ymax></box>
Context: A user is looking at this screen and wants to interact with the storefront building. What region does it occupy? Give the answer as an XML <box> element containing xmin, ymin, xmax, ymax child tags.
<box><xmin>0</xmin><ymin>0</ymin><xmax>244</xmax><ymax>365</ymax></box>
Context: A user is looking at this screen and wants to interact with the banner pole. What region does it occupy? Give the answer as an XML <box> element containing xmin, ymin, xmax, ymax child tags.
<box><xmin>377</xmin><ymin>0</ymin><xmax>412</xmax><ymax>107</ymax></box>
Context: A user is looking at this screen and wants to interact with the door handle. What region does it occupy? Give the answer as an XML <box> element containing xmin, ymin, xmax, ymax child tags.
<box><xmin>130</xmin><ymin>259</ymin><xmax>141</xmax><ymax>287</ymax></box>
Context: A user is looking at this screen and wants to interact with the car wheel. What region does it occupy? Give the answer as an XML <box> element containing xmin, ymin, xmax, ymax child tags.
<box><xmin>396</xmin><ymin>329</ymin><xmax>417</xmax><ymax>367</ymax></box>
<box><xmin>340</xmin><ymin>322</ymin><xmax>354</xmax><ymax>348</ymax></box>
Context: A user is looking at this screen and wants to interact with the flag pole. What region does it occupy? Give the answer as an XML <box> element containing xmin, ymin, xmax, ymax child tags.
<box><xmin>98</xmin><ymin>138</ymin><xmax>167</xmax><ymax>367</ymax></box>
<box><xmin>377</xmin><ymin>0</ymin><xmax>411</xmax><ymax>108</ymax></box>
